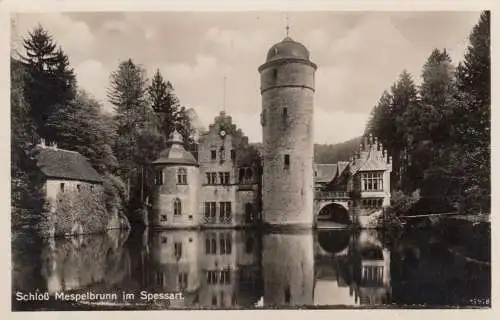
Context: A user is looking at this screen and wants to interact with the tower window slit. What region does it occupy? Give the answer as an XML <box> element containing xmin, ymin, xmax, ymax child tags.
<box><xmin>284</xmin><ymin>154</ymin><xmax>290</xmax><ymax>170</ymax></box>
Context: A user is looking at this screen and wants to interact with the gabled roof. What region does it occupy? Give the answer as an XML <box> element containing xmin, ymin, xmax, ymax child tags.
<box><xmin>33</xmin><ymin>145</ymin><xmax>103</xmax><ymax>183</ymax></box>
<box><xmin>337</xmin><ymin>161</ymin><xmax>349</xmax><ymax>176</ymax></box>
<box><xmin>153</xmin><ymin>130</ymin><xmax>199</xmax><ymax>167</ymax></box>
<box><xmin>357</xmin><ymin>158</ymin><xmax>388</xmax><ymax>172</ymax></box>
<box><xmin>314</xmin><ymin>164</ymin><xmax>338</xmax><ymax>183</ymax></box>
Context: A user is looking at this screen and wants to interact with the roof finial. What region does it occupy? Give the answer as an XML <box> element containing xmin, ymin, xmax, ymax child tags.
<box><xmin>285</xmin><ymin>14</ymin><xmax>290</xmax><ymax>37</ymax></box>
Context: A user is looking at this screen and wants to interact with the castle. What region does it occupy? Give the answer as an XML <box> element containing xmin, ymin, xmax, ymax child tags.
<box><xmin>150</xmin><ymin>34</ymin><xmax>392</xmax><ymax>229</ymax></box>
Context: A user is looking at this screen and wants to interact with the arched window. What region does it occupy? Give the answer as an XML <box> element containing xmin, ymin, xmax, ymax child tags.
<box><xmin>177</xmin><ymin>168</ymin><xmax>187</xmax><ymax>184</ymax></box>
<box><xmin>174</xmin><ymin>198</ymin><xmax>182</xmax><ymax>216</ymax></box>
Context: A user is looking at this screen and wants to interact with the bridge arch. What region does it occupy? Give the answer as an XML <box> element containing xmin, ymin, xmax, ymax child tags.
<box><xmin>317</xmin><ymin>229</ymin><xmax>351</xmax><ymax>256</ymax></box>
<box><xmin>317</xmin><ymin>202</ymin><xmax>351</xmax><ymax>225</ymax></box>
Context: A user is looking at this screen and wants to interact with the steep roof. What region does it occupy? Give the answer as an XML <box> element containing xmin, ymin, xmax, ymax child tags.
<box><xmin>314</xmin><ymin>164</ymin><xmax>338</xmax><ymax>183</ymax></box>
<box><xmin>33</xmin><ymin>145</ymin><xmax>103</xmax><ymax>183</ymax></box>
<box><xmin>153</xmin><ymin>130</ymin><xmax>199</xmax><ymax>167</ymax></box>
<box><xmin>337</xmin><ymin>161</ymin><xmax>349</xmax><ymax>176</ymax></box>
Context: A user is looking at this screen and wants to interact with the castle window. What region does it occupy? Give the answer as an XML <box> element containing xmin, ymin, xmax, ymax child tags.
<box><xmin>76</xmin><ymin>184</ymin><xmax>81</xmax><ymax>192</ymax></box>
<box><xmin>284</xmin><ymin>154</ymin><xmax>290</xmax><ymax>169</ymax></box>
<box><xmin>219</xmin><ymin>232</ymin><xmax>232</xmax><ymax>254</ymax></box>
<box><xmin>220</xmin><ymin>269</ymin><xmax>231</xmax><ymax>284</ymax></box>
<box><xmin>245</xmin><ymin>237</ymin><xmax>254</xmax><ymax>253</ymax></box>
<box><xmin>219</xmin><ymin>147</ymin><xmax>226</xmax><ymax>162</ymax></box>
<box><xmin>284</xmin><ymin>286</ymin><xmax>291</xmax><ymax>303</ymax></box>
<box><xmin>219</xmin><ymin>202</ymin><xmax>232</xmax><ymax>223</ymax></box>
<box><xmin>60</xmin><ymin>183</ymin><xmax>65</xmax><ymax>193</ymax></box>
<box><xmin>174</xmin><ymin>241</ymin><xmax>182</xmax><ymax>260</ymax></box>
<box><xmin>239</xmin><ymin>168</ymin><xmax>245</xmax><ymax>183</ymax></box>
<box><xmin>177</xmin><ymin>168</ymin><xmax>187</xmax><ymax>184</ymax></box>
<box><xmin>90</xmin><ymin>185</ymin><xmax>94</xmax><ymax>192</ymax></box>
<box><xmin>206</xmin><ymin>172</ymin><xmax>218</xmax><ymax>185</ymax></box>
<box><xmin>178</xmin><ymin>272</ymin><xmax>188</xmax><ymax>290</ymax></box>
<box><xmin>161</xmin><ymin>214</ymin><xmax>167</xmax><ymax>222</ymax></box>
<box><xmin>219</xmin><ymin>172</ymin><xmax>230</xmax><ymax>185</ymax></box>
<box><xmin>231</xmin><ymin>149</ymin><xmax>236</xmax><ymax>161</ymax></box>
<box><xmin>155</xmin><ymin>169</ymin><xmax>164</xmax><ymax>185</ymax></box>
<box><xmin>361</xmin><ymin>172</ymin><xmax>383</xmax><ymax>191</ymax></box>
<box><xmin>245</xmin><ymin>203</ymin><xmax>254</xmax><ymax>223</ymax></box>
<box><xmin>272</xmin><ymin>68</ymin><xmax>278</xmax><ymax>82</ymax></box>
<box><xmin>282</xmin><ymin>107</ymin><xmax>288</xmax><ymax>122</ymax></box>
<box><xmin>211</xmin><ymin>149</ymin><xmax>217</xmax><ymax>160</ymax></box>
<box><xmin>174</xmin><ymin>198</ymin><xmax>182</xmax><ymax>216</ymax></box>
<box><xmin>204</xmin><ymin>202</ymin><xmax>217</xmax><ymax>219</ymax></box>
<box><xmin>205</xmin><ymin>233</ymin><xmax>217</xmax><ymax>254</ymax></box>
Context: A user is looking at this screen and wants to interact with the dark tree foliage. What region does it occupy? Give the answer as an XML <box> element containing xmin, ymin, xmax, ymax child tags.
<box><xmin>18</xmin><ymin>25</ymin><xmax>76</xmax><ymax>142</ymax></box>
<box><xmin>314</xmin><ymin>137</ymin><xmax>362</xmax><ymax>164</ymax></box>
<box><xmin>46</xmin><ymin>90</ymin><xmax>119</xmax><ymax>174</ymax></box>
<box><xmin>11</xmin><ymin>58</ymin><xmax>45</xmax><ymax>229</ymax></box>
<box><xmin>107</xmin><ymin>59</ymin><xmax>150</xmax><ymax>179</ymax></box>
<box><xmin>454</xmin><ymin>11</ymin><xmax>490</xmax><ymax>213</ymax></box>
<box><xmin>148</xmin><ymin>69</ymin><xmax>179</xmax><ymax>141</ymax></box>
<box><xmin>364</xmin><ymin>11</ymin><xmax>490</xmax><ymax>214</ymax></box>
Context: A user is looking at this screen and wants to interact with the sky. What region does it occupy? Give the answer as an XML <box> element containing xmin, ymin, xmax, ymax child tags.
<box><xmin>11</xmin><ymin>11</ymin><xmax>481</xmax><ymax>144</ymax></box>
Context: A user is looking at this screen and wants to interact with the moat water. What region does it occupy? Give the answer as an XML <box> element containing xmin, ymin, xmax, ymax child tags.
<box><xmin>12</xmin><ymin>223</ymin><xmax>490</xmax><ymax>310</ymax></box>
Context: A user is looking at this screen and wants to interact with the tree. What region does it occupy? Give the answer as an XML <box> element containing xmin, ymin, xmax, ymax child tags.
<box><xmin>107</xmin><ymin>59</ymin><xmax>149</xmax><ymax>181</ymax></box>
<box><xmin>454</xmin><ymin>11</ymin><xmax>490</xmax><ymax>213</ymax></box>
<box><xmin>11</xmin><ymin>58</ymin><xmax>45</xmax><ymax>229</ymax></box>
<box><xmin>148</xmin><ymin>69</ymin><xmax>180</xmax><ymax>141</ymax></box>
<box><xmin>46</xmin><ymin>90</ymin><xmax>119</xmax><ymax>174</ymax></box>
<box><xmin>18</xmin><ymin>25</ymin><xmax>76</xmax><ymax>142</ymax></box>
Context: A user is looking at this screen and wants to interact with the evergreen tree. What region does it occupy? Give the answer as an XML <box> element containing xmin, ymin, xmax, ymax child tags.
<box><xmin>11</xmin><ymin>58</ymin><xmax>44</xmax><ymax>229</ymax></box>
<box><xmin>107</xmin><ymin>59</ymin><xmax>149</xmax><ymax>181</ymax></box>
<box><xmin>147</xmin><ymin>69</ymin><xmax>179</xmax><ymax>141</ymax></box>
<box><xmin>455</xmin><ymin>11</ymin><xmax>490</xmax><ymax>213</ymax></box>
<box><xmin>18</xmin><ymin>25</ymin><xmax>76</xmax><ymax>141</ymax></box>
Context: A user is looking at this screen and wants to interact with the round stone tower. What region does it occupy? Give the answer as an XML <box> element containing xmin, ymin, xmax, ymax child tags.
<box><xmin>258</xmin><ymin>36</ymin><xmax>317</xmax><ymax>227</ymax></box>
<box><xmin>151</xmin><ymin>130</ymin><xmax>200</xmax><ymax>228</ymax></box>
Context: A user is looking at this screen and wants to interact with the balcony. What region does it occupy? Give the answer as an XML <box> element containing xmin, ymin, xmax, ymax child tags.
<box><xmin>315</xmin><ymin>191</ymin><xmax>349</xmax><ymax>200</ymax></box>
<box><xmin>202</xmin><ymin>216</ymin><xmax>233</xmax><ymax>225</ymax></box>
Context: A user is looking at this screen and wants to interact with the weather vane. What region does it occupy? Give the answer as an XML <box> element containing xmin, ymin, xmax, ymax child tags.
<box><xmin>222</xmin><ymin>76</ymin><xmax>227</xmax><ymax>113</ymax></box>
<box><xmin>285</xmin><ymin>14</ymin><xmax>290</xmax><ymax>37</ymax></box>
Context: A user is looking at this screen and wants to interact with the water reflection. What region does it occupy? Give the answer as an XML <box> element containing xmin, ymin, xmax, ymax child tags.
<box><xmin>262</xmin><ymin>231</ymin><xmax>314</xmax><ymax>307</ymax></box>
<box><xmin>12</xmin><ymin>224</ymin><xmax>490</xmax><ymax>310</ymax></box>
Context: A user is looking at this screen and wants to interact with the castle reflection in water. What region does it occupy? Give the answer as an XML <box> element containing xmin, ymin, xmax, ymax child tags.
<box><xmin>12</xmin><ymin>227</ymin><xmax>399</xmax><ymax>309</ymax></box>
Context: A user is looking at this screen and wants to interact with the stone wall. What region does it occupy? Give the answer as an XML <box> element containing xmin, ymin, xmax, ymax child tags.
<box><xmin>260</xmin><ymin>60</ymin><xmax>315</xmax><ymax>227</ymax></box>
<box><xmin>40</xmin><ymin>184</ymin><xmax>123</xmax><ymax>237</ymax></box>
<box><xmin>198</xmin><ymin>130</ymin><xmax>238</xmax><ymax>227</ymax></box>
<box><xmin>151</xmin><ymin>165</ymin><xmax>200</xmax><ymax>228</ymax></box>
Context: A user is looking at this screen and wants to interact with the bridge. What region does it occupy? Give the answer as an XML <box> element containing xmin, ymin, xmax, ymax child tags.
<box><xmin>314</xmin><ymin>191</ymin><xmax>352</xmax><ymax>227</ymax></box>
